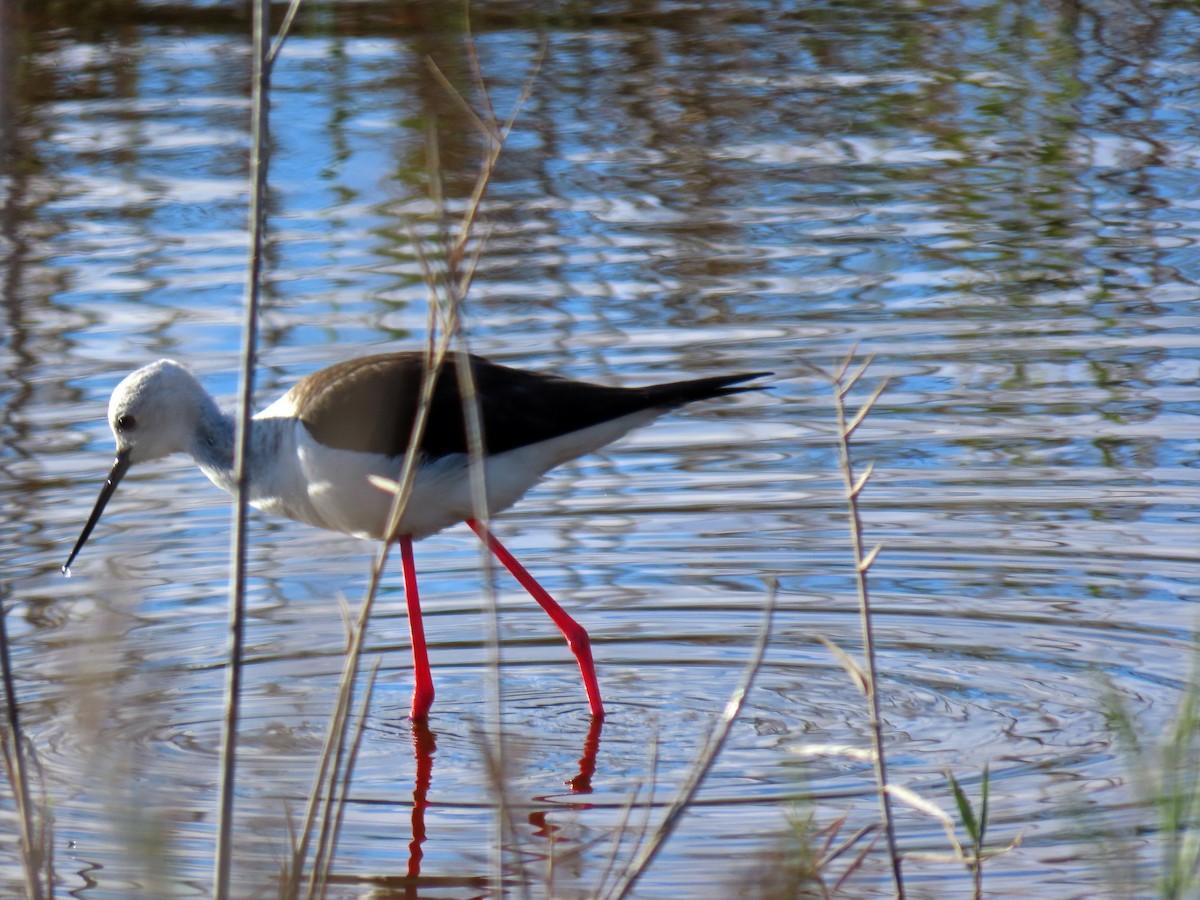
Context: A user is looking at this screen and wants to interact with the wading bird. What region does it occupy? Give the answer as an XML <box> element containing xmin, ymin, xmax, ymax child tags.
<box><xmin>64</xmin><ymin>351</ymin><xmax>770</xmax><ymax>720</ymax></box>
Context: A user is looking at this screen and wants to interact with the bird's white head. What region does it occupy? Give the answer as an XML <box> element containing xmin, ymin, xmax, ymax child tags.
<box><xmin>63</xmin><ymin>359</ymin><xmax>213</xmax><ymax>574</ymax></box>
<box><xmin>107</xmin><ymin>359</ymin><xmax>209</xmax><ymax>465</ymax></box>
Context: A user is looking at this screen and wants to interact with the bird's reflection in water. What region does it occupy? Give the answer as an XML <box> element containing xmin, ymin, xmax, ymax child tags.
<box><xmin>397</xmin><ymin>715</ymin><xmax>604</xmax><ymax>893</ymax></box>
<box><xmin>407</xmin><ymin>719</ymin><xmax>437</xmax><ymax>880</ymax></box>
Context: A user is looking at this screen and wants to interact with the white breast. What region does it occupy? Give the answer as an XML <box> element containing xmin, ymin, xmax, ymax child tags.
<box><xmin>228</xmin><ymin>408</ymin><xmax>663</xmax><ymax>542</ymax></box>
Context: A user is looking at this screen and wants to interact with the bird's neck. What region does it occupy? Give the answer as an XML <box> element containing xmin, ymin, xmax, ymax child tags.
<box><xmin>190</xmin><ymin>402</ymin><xmax>290</xmax><ymax>501</ymax></box>
<box><xmin>190</xmin><ymin>400</ymin><xmax>237</xmax><ymax>490</ymax></box>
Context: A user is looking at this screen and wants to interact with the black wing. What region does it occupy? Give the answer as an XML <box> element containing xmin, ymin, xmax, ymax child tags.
<box><xmin>291</xmin><ymin>351</ymin><xmax>769</xmax><ymax>459</ymax></box>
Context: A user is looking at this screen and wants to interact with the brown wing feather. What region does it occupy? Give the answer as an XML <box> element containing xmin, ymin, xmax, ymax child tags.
<box><xmin>291</xmin><ymin>352</ymin><xmax>769</xmax><ymax>459</ymax></box>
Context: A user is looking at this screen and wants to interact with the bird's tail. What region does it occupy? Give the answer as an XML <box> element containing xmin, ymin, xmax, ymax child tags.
<box><xmin>642</xmin><ymin>371</ymin><xmax>773</xmax><ymax>408</ymax></box>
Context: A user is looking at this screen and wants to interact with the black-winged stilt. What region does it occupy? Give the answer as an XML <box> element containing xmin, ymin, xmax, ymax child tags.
<box><xmin>63</xmin><ymin>351</ymin><xmax>770</xmax><ymax>720</ymax></box>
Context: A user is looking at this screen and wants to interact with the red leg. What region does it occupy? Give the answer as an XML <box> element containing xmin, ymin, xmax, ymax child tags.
<box><xmin>400</xmin><ymin>535</ymin><xmax>435</xmax><ymax>720</ymax></box>
<box><xmin>466</xmin><ymin>519</ymin><xmax>605</xmax><ymax>720</ymax></box>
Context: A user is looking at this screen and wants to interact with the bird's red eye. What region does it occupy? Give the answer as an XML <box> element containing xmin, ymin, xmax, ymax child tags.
<box><xmin>116</xmin><ymin>414</ymin><xmax>136</xmax><ymax>431</ymax></box>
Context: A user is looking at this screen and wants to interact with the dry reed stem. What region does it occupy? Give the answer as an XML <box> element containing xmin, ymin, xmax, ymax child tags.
<box><xmin>215</xmin><ymin>0</ymin><xmax>303</xmax><ymax>893</ymax></box>
<box><xmin>597</xmin><ymin>734</ymin><xmax>659</xmax><ymax>892</ymax></box>
<box><xmin>310</xmin><ymin>662</ymin><xmax>379</xmax><ymax>898</ymax></box>
<box><xmin>279</xmin><ymin>291</ymin><xmax>454</xmax><ymax>900</ymax></box>
<box><xmin>813</xmin><ymin>352</ymin><xmax>1005</xmax><ymax>895</ymax></box>
<box><xmin>214</xmin><ymin>0</ymin><xmax>274</xmax><ymax>892</ymax></box>
<box><xmin>825</xmin><ymin>350</ymin><xmax>904</xmax><ymax>898</ymax></box>
<box><xmin>267</xmin><ymin>0</ymin><xmax>305</xmax><ymax>67</ymax></box>
<box><xmin>419</xmin><ymin>20</ymin><xmax>545</xmax><ymax>896</ymax></box>
<box><xmin>283</xmin><ymin>12</ymin><xmax>541</xmax><ymax>897</ymax></box>
<box><xmin>829</xmin><ymin>829</ymin><xmax>882</xmax><ymax>895</ymax></box>
<box><xmin>598</xmin><ymin>580</ymin><xmax>778</xmax><ymax>900</ymax></box>
<box><xmin>795</xmin><ymin>811</ymin><xmax>880</xmax><ymax>899</ymax></box>
<box><xmin>0</xmin><ymin>592</ymin><xmax>51</xmax><ymax>899</ymax></box>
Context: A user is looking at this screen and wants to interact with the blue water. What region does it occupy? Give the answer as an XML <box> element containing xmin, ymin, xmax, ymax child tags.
<box><xmin>3</xmin><ymin>1</ymin><xmax>1200</xmax><ymax>896</ymax></box>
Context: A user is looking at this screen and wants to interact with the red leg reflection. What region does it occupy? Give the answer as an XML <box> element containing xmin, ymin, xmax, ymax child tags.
<box><xmin>399</xmin><ymin>535</ymin><xmax>435</xmax><ymax>720</ymax></box>
<box><xmin>568</xmin><ymin>715</ymin><xmax>603</xmax><ymax>793</ymax></box>
<box><xmin>407</xmin><ymin>719</ymin><xmax>436</xmax><ymax>881</ymax></box>
<box><xmin>466</xmin><ymin>519</ymin><xmax>605</xmax><ymax>720</ymax></box>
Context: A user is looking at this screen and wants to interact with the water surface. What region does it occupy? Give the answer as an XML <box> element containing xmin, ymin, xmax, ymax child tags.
<box><xmin>2</xmin><ymin>1</ymin><xmax>1200</xmax><ymax>896</ymax></box>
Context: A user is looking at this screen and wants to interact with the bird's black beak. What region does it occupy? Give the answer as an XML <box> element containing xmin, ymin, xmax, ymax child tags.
<box><xmin>63</xmin><ymin>448</ymin><xmax>132</xmax><ymax>575</ymax></box>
